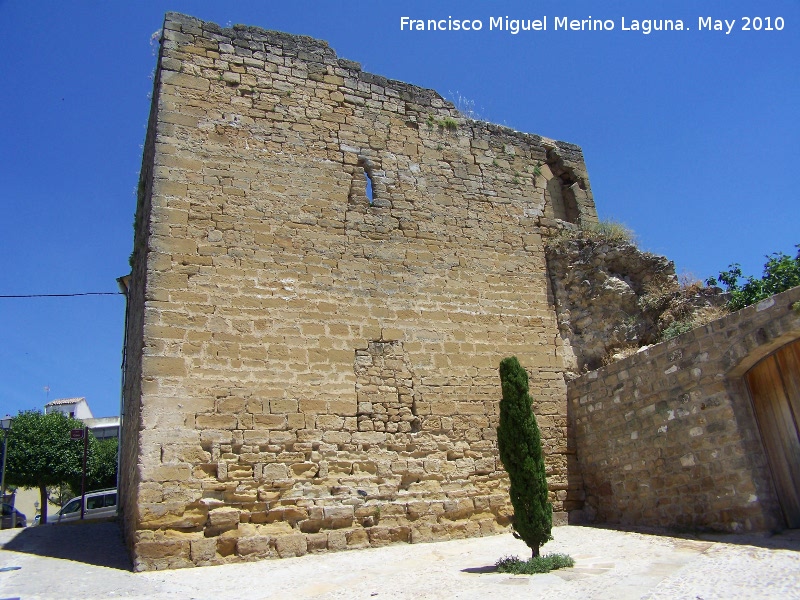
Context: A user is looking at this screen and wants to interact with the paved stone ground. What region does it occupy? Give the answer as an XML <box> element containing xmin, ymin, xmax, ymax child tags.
<box><xmin>0</xmin><ymin>522</ymin><xmax>798</xmax><ymax>599</ymax></box>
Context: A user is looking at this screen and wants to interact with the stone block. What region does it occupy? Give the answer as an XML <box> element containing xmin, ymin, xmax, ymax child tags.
<box><xmin>161</xmin><ymin>70</ymin><xmax>212</xmax><ymax>91</ymax></box>
<box><xmin>135</xmin><ymin>536</ymin><xmax>189</xmax><ymax>560</ymax></box>
<box><xmin>195</xmin><ymin>414</ymin><xmax>237</xmax><ymax>429</ymax></box>
<box><xmin>315</xmin><ymin>414</ymin><xmax>344</xmax><ymax>430</ymax></box>
<box><xmin>261</xmin><ymin>463</ymin><xmax>290</xmax><ymax>480</ymax></box>
<box><xmin>140</xmin><ymin>463</ymin><xmax>192</xmax><ymax>483</ymax></box>
<box><xmin>352</xmin><ymin>431</ymin><xmax>387</xmax><ymax>445</ymax></box>
<box><xmin>151</xmin><ymin>179</ymin><xmax>188</xmax><ymax>198</ymax></box>
<box><xmin>270</xmin><ymin>399</ymin><xmax>299</xmax><ymax>413</ymax></box>
<box><xmin>287</xmin><ymin>413</ymin><xmax>306</xmax><ymax>429</ymax></box>
<box><xmin>345</xmin><ymin>529</ymin><xmax>369</xmax><ymax>548</ymax></box>
<box><xmin>328</xmin><ymin>398</ymin><xmax>357</xmax><ymax>416</ymax></box>
<box><xmin>306</xmin><ymin>532</ymin><xmax>328</xmax><ymax>552</ymax></box>
<box><xmin>327</xmin><ymin>530</ymin><xmax>348</xmax><ymax>551</ymax></box>
<box><xmin>290</xmin><ymin>462</ymin><xmax>319</xmax><ymax>477</ymax></box>
<box><xmin>139</xmin><ymin>504</ymin><xmax>207</xmax><ymax>529</ymax></box>
<box><xmin>236</xmin><ymin>535</ymin><xmax>273</xmax><ymax>556</ymax></box>
<box><xmin>274</xmin><ymin>534</ymin><xmax>307</xmax><ymax>558</ymax></box>
<box><xmin>141</xmin><ymin>356</ymin><xmax>187</xmax><ymax>378</ymax></box>
<box><xmin>205</xmin><ymin>507</ymin><xmax>240</xmax><ymax>536</ymax></box>
<box><xmin>190</xmin><ymin>537</ymin><xmax>217</xmax><ymax>563</ymax></box>
<box><xmin>254</xmin><ymin>414</ymin><xmax>288</xmax><ymax>429</ymax></box>
<box><xmin>322</xmin><ymin>505</ymin><xmax>354</xmax><ymax>528</ymax></box>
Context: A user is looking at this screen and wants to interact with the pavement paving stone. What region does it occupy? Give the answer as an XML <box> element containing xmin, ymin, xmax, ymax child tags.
<box><xmin>0</xmin><ymin>522</ymin><xmax>798</xmax><ymax>599</ymax></box>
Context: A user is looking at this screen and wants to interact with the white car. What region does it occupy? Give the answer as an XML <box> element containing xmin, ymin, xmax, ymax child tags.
<box><xmin>41</xmin><ymin>489</ymin><xmax>118</xmax><ymax>525</ymax></box>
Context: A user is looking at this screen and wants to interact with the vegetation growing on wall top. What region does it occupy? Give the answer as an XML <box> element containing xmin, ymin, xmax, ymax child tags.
<box><xmin>707</xmin><ymin>245</ymin><xmax>800</xmax><ymax>311</ymax></box>
<box><xmin>547</xmin><ymin>219</ymin><xmax>637</xmax><ymax>248</ymax></box>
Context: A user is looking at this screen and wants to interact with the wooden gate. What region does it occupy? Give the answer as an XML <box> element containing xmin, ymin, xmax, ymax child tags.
<box><xmin>746</xmin><ymin>338</ymin><xmax>800</xmax><ymax>528</ymax></box>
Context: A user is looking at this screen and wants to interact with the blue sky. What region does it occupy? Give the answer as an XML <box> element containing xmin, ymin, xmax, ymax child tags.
<box><xmin>1</xmin><ymin>0</ymin><xmax>798</xmax><ymax>419</ymax></box>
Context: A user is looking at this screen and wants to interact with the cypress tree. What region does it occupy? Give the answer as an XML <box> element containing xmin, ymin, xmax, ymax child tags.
<box><xmin>497</xmin><ymin>356</ymin><xmax>552</xmax><ymax>557</ymax></box>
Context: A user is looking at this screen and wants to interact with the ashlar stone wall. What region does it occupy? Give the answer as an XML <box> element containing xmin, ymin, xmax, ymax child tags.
<box><xmin>121</xmin><ymin>12</ymin><xmax>596</xmax><ymax>570</ymax></box>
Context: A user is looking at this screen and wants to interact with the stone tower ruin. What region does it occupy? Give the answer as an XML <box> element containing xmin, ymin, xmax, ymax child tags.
<box><xmin>121</xmin><ymin>12</ymin><xmax>595</xmax><ymax>570</ymax></box>
<box><xmin>121</xmin><ymin>12</ymin><xmax>797</xmax><ymax>572</ymax></box>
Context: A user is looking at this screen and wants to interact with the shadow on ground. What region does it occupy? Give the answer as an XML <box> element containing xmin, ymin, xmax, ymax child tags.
<box><xmin>584</xmin><ymin>523</ymin><xmax>800</xmax><ymax>553</ymax></box>
<box><xmin>0</xmin><ymin>520</ymin><xmax>131</xmax><ymax>570</ymax></box>
<box><xmin>461</xmin><ymin>565</ymin><xmax>498</xmax><ymax>574</ymax></box>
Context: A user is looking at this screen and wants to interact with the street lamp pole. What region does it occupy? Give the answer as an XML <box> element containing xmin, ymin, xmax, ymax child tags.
<box><xmin>0</xmin><ymin>415</ymin><xmax>12</xmax><ymax>530</ymax></box>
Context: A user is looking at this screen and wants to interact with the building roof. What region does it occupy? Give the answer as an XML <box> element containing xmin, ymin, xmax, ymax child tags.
<box><xmin>44</xmin><ymin>397</ymin><xmax>86</xmax><ymax>407</ymax></box>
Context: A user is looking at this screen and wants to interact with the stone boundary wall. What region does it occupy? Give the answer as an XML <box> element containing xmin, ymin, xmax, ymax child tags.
<box><xmin>121</xmin><ymin>12</ymin><xmax>595</xmax><ymax>570</ymax></box>
<box><xmin>568</xmin><ymin>285</ymin><xmax>800</xmax><ymax>533</ymax></box>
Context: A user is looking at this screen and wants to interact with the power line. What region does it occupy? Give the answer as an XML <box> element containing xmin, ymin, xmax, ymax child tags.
<box><xmin>0</xmin><ymin>292</ymin><xmax>121</xmax><ymax>299</ymax></box>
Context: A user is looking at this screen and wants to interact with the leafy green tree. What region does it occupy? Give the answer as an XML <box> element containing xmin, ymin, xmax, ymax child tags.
<box><xmin>707</xmin><ymin>245</ymin><xmax>800</xmax><ymax>311</ymax></box>
<box><xmin>4</xmin><ymin>411</ymin><xmax>85</xmax><ymax>524</ymax></box>
<box><xmin>497</xmin><ymin>356</ymin><xmax>552</xmax><ymax>558</ymax></box>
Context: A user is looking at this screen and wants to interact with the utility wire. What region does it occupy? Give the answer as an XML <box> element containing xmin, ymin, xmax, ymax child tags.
<box><xmin>0</xmin><ymin>292</ymin><xmax>121</xmax><ymax>298</ymax></box>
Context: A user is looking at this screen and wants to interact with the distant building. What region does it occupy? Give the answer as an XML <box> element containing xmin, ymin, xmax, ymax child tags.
<box><xmin>44</xmin><ymin>397</ymin><xmax>93</xmax><ymax>420</ymax></box>
<box><xmin>84</xmin><ymin>417</ymin><xmax>120</xmax><ymax>440</ymax></box>
<box><xmin>45</xmin><ymin>397</ymin><xmax>119</xmax><ymax>440</ymax></box>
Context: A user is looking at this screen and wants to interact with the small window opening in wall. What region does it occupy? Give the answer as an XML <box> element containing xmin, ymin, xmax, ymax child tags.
<box><xmin>364</xmin><ymin>169</ymin><xmax>374</xmax><ymax>205</ymax></box>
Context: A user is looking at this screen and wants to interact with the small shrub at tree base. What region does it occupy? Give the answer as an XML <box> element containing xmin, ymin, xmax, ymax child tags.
<box><xmin>497</xmin><ymin>356</ymin><xmax>552</xmax><ymax>558</ymax></box>
<box><xmin>495</xmin><ymin>553</ymin><xmax>575</xmax><ymax>574</ymax></box>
